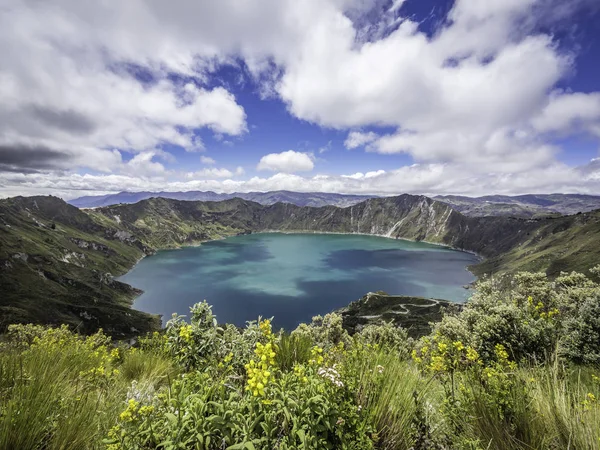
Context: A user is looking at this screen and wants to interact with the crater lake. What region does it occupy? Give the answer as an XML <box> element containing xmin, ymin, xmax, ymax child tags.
<box><xmin>119</xmin><ymin>233</ymin><xmax>479</xmax><ymax>330</ymax></box>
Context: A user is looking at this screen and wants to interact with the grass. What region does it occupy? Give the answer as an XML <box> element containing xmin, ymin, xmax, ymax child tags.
<box><xmin>0</xmin><ymin>325</ymin><xmax>598</xmax><ymax>449</ymax></box>
<box><xmin>0</xmin><ymin>328</ymin><xmax>176</xmax><ymax>450</ymax></box>
<box><xmin>275</xmin><ymin>332</ymin><xmax>314</xmax><ymax>371</ymax></box>
<box><xmin>353</xmin><ymin>349</ymin><xmax>428</xmax><ymax>449</ymax></box>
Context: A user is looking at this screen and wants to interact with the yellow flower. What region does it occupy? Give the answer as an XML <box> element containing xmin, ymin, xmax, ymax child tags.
<box><xmin>453</xmin><ymin>341</ymin><xmax>465</xmax><ymax>351</ymax></box>
<box><xmin>178</xmin><ymin>325</ymin><xmax>193</xmax><ymax>342</ymax></box>
<box><xmin>309</xmin><ymin>346</ymin><xmax>324</xmax><ymax>366</ymax></box>
<box><xmin>139</xmin><ymin>405</ymin><xmax>155</xmax><ymax>416</ymax></box>
<box><xmin>411</xmin><ymin>349</ymin><xmax>423</xmax><ymax>364</ymax></box>
<box><xmin>466</xmin><ymin>346</ymin><xmax>479</xmax><ymax>362</ymax></box>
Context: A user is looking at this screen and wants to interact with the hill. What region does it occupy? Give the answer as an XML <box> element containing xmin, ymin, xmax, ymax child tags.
<box><xmin>68</xmin><ymin>190</ymin><xmax>377</xmax><ymax>208</ymax></box>
<box><xmin>2</xmin><ymin>194</ymin><xmax>600</xmax><ymax>334</ymax></box>
<box><xmin>435</xmin><ymin>193</ymin><xmax>600</xmax><ymax>217</ymax></box>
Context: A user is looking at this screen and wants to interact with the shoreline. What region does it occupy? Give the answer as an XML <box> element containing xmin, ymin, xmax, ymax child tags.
<box><xmin>119</xmin><ymin>229</ymin><xmax>483</xmax><ymax>326</ymax></box>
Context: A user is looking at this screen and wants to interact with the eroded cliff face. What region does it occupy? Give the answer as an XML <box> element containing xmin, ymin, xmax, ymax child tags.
<box><xmin>254</xmin><ymin>195</ymin><xmax>460</xmax><ymax>244</ymax></box>
<box><xmin>2</xmin><ymin>193</ymin><xmax>599</xmax><ymax>334</ymax></box>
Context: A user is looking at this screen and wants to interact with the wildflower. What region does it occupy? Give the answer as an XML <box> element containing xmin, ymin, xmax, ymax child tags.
<box><xmin>376</xmin><ymin>365</ymin><xmax>384</xmax><ymax>374</ymax></box>
<box><xmin>318</xmin><ymin>367</ymin><xmax>344</xmax><ymax>387</ymax></box>
<box><xmin>138</xmin><ymin>405</ymin><xmax>155</xmax><ymax>416</ymax></box>
<box><xmin>494</xmin><ymin>344</ymin><xmax>509</xmax><ymax>361</ymax></box>
<box><xmin>110</xmin><ymin>347</ymin><xmax>120</xmax><ymax>361</ymax></box>
<box><xmin>411</xmin><ymin>349</ymin><xmax>423</xmax><ymax>364</ymax></box>
<box><xmin>309</xmin><ymin>346</ymin><xmax>324</xmax><ymax>366</ymax></box>
<box><xmin>178</xmin><ymin>325</ymin><xmax>193</xmax><ymax>342</ymax></box>
<box><xmin>428</xmin><ymin>356</ymin><xmax>446</xmax><ymax>373</ymax></box>
<box><xmin>259</xmin><ymin>319</ymin><xmax>272</xmax><ymax>337</ymax></box>
<box><xmin>453</xmin><ymin>341</ymin><xmax>465</xmax><ymax>351</ymax></box>
<box><xmin>119</xmin><ymin>399</ymin><xmax>139</xmax><ymax>422</ymax></box>
<box><xmin>245</xmin><ymin>340</ymin><xmax>277</xmax><ymax>397</ymax></box>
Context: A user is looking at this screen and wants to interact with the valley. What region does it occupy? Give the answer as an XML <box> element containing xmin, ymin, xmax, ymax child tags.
<box><xmin>1</xmin><ymin>193</ymin><xmax>600</xmax><ymax>336</ymax></box>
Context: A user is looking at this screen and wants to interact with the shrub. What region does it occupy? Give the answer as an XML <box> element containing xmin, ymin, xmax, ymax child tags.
<box><xmin>292</xmin><ymin>312</ymin><xmax>350</xmax><ymax>349</ymax></box>
<box><xmin>354</xmin><ymin>321</ymin><xmax>413</xmax><ymax>359</ymax></box>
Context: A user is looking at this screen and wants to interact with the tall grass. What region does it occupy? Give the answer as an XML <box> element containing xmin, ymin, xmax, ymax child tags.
<box><xmin>275</xmin><ymin>332</ymin><xmax>313</xmax><ymax>371</ymax></box>
<box><xmin>449</xmin><ymin>363</ymin><xmax>600</xmax><ymax>450</ymax></box>
<box><xmin>0</xmin><ymin>324</ymin><xmax>598</xmax><ymax>450</ymax></box>
<box><xmin>351</xmin><ymin>349</ymin><xmax>430</xmax><ymax>449</ymax></box>
<box><xmin>0</xmin><ymin>339</ymin><xmax>175</xmax><ymax>450</ymax></box>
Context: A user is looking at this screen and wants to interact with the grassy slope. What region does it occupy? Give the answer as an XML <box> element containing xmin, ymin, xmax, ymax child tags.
<box><xmin>2</xmin><ymin>194</ymin><xmax>600</xmax><ymax>334</ymax></box>
<box><xmin>473</xmin><ymin>209</ymin><xmax>600</xmax><ymax>277</ymax></box>
<box><xmin>338</xmin><ymin>292</ymin><xmax>453</xmax><ymax>338</ymax></box>
<box><xmin>0</xmin><ymin>196</ymin><xmax>160</xmax><ymax>336</ymax></box>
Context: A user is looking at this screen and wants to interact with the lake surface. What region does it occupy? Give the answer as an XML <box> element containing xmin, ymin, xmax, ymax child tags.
<box><xmin>119</xmin><ymin>233</ymin><xmax>479</xmax><ymax>330</ymax></box>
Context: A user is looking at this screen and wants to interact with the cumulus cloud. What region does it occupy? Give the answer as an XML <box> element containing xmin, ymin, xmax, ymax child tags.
<box><xmin>344</xmin><ymin>132</ymin><xmax>379</xmax><ymax>150</ymax></box>
<box><xmin>2</xmin><ymin>160</ymin><xmax>600</xmax><ymax>201</ymax></box>
<box><xmin>257</xmin><ymin>151</ymin><xmax>315</xmax><ymax>173</ymax></box>
<box><xmin>200</xmin><ymin>156</ymin><xmax>217</xmax><ymax>165</ymax></box>
<box><xmin>0</xmin><ymin>0</ymin><xmax>600</xmax><ymax>197</ymax></box>
<box><xmin>186</xmin><ymin>167</ymin><xmax>236</xmax><ymax>179</ymax></box>
<box><xmin>532</xmin><ymin>92</ymin><xmax>600</xmax><ymax>137</ymax></box>
<box><xmin>0</xmin><ymin>1</ymin><xmax>247</xmax><ymax>175</ymax></box>
<box><xmin>124</xmin><ymin>151</ymin><xmax>167</xmax><ymax>177</ymax></box>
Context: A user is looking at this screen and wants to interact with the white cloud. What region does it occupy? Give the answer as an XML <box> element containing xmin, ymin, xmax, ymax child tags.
<box><xmin>344</xmin><ymin>132</ymin><xmax>379</xmax><ymax>149</ymax></box>
<box><xmin>0</xmin><ymin>1</ymin><xmax>248</xmax><ymax>175</ymax></box>
<box><xmin>0</xmin><ymin>0</ymin><xmax>599</xmax><ymax>196</ymax></box>
<box><xmin>532</xmin><ymin>92</ymin><xmax>600</xmax><ymax>136</ymax></box>
<box><xmin>318</xmin><ymin>141</ymin><xmax>332</xmax><ymax>154</ymax></box>
<box><xmin>186</xmin><ymin>167</ymin><xmax>234</xmax><ymax>179</ymax></box>
<box><xmin>343</xmin><ymin>170</ymin><xmax>386</xmax><ymax>179</ymax></box>
<box><xmin>257</xmin><ymin>150</ymin><xmax>315</xmax><ymax>173</ymax></box>
<box><xmin>3</xmin><ymin>160</ymin><xmax>600</xmax><ymax>201</ymax></box>
<box><xmin>124</xmin><ymin>151</ymin><xmax>167</xmax><ymax>176</ymax></box>
<box><xmin>200</xmin><ymin>156</ymin><xmax>217</xmax><ymax>164</ymax></box>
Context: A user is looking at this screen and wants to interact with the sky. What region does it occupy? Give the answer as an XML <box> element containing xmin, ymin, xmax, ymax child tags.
<box><xmin>1</xmin><ymin>0</ymin><xmax>600</xmax><ymax>200</ymax></box>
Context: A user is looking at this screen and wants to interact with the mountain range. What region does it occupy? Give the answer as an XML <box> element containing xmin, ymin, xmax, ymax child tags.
<box><xmin>68</xmin><ymin>190</ymin><xmax>376</xmax><ymax>209</ymax></box>
<box><xmin>435</xmin><ymin>193</ymin><xmax>600</xmax><ymax>217</ymax></box>
<box><xmin>2</xmin><ymin>194</ymin><xmax>600</xmax><ymax>336</ymax></box>
<box><xmin>68</xmin><ymin>190</ymin><xmax>600</xmax><ymax>218</ymax></box>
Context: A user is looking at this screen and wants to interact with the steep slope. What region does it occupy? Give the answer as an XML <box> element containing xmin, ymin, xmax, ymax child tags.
<box><xmin>0</xmin><ymin>196</ymin><xmax>160</xmax><ymax>335</ymax></box>
<box><xmin>3</xmin><ymin>193</ymin><xmax>600</xmax><ymax>334</ymax></box>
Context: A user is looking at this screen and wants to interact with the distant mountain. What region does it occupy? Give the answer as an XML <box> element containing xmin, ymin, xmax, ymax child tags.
<box><xmin>68</xmin><ymin>190</ymin><xmax>378</xmax><ymax>208</ymax></box>
<box><xmin>71</xmin><ymin>191</ymin><xmax>600</xmax><ymax>217</ymax></box>
<box><xmin>3</xmin><ymin>194</ymin><xmax>600</xmax><ymax>334</ymax></box>
<box><xmin>434</xmin><ymin>194</ymin><xmax>600</xmax><ymax>217</ymax></box>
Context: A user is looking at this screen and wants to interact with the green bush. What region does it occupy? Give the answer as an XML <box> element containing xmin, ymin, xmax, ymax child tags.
<box><xmin>2</xmin><ymin>269</ymin><xmax>600</xmax><ymax>449</ymax></box>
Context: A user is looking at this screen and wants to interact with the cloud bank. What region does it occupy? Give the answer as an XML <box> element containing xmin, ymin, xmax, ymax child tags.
<box><xmin>0</xmin><ymin>0</ymin><xmax>599</xmax><ymax>198</ymax></box>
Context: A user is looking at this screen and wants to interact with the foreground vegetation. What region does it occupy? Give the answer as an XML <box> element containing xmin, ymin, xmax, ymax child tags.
<box><xmin>1</xmin><ymin>268</ymin><xmax>600</xmax><ymax>449</ymax></box>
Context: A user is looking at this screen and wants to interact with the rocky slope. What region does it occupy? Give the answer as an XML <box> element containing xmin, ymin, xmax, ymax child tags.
<box><xmin>0</xmin><ymin>196</ymin><xmax>160</xmax><ymax>336</ymax></box>
<box><xmin>2</xmin><ymin>194</ymin><xmax>600</xmax><ymax>334</ymax></box>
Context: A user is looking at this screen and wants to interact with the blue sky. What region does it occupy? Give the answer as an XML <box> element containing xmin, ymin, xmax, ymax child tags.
<box><xmin>1</xmin><ymin>0</ymin><xmax>600</xmax><ymax>199</ymax></box>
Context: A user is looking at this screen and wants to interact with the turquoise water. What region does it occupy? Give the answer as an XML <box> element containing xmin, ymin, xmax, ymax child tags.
<box><xmin>119</xmin><ymin>233</ymin><xmax>479</xmax><ymax>330</ymax></box>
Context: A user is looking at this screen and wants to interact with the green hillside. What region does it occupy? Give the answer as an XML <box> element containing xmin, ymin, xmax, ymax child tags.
<box><xmin>2</xmin><ymin>194</ymin><xmax>600</xmax><ymax>334</ymax></box>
